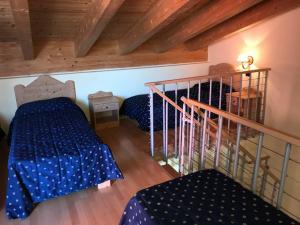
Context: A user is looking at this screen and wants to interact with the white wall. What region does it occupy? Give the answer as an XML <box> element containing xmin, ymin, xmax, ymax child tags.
<box><xmin>0</xmin><ymin>63</ymin><xmax>210</xmax><ymax>131</ymax></box>
<box><xmin>208</xmin><ymin>8</ymin><xmax>300</xmax><ymax>137</ymax></box>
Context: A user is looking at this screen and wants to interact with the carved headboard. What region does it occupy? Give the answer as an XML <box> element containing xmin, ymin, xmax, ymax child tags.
<box><xmin>14</xmin><ymin>75</ymin><xmax>76</xmax><ymax>107</ymax></box>
<box><xmin>209</xmin><ymin>63</ymin><xmax>240</xmax><ymax>91</ymax></box>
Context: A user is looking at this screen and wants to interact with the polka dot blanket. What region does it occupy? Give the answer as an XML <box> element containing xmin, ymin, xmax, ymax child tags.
<box><xmin>119</xmin><ymin>169</ymin><xmax>298</xmax><ymax>225</ymax></box>
<box><xmin>6</xmin><ymin>97</ymin><xmax>123</xmax><ymax>219</ymax></box>
<box><xmin>120</xmin><ymin>82</ymin><xmax>231</xmax><ymax>131</ymax></box>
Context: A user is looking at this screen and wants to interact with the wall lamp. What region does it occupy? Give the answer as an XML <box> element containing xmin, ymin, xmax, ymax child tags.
<box><xmin>240</xmin><ymin>55</ymin><xmax>254</xmax><ymax>70</ymax></box>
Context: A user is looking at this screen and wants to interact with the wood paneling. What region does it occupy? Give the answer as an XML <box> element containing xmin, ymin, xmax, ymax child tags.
<box><xmin>0</xmin><ymin>0</ymin><xmax>155</xmax><ymax>41</ymax></box>
<box><xmin>29</xmin><ymin>0</ymin><xmax>91</xmax><ymax>40</ymax></box>
<box><xmin>9</xmin><ymin>0</ymin><xmax>34</xmax><ymax>60</ymax></box>
<box><xmin>0</xmin><ymin>0</ymin><xmax>16</xmax><ymax>42</ymax></box>
<box><xmin>118</xmin><ymin>0</ymin><xmax>209</xmax><ymax>55</ymax></box>
<box><xmin>74</xmin><ymin>0</ymin><xmax>125</xmax><ymax>57</ymax></box>
<box><xmin>0</xmin><ymin>40</ymin><xmax>207</xmax><ymax>77</ymax></box>
<box><xmin>155</xmin><ymin>0</ymin><xmax>263</xmax><ymax>53</ymax></box>
<box><xmin>186</xmin><ymin>0</ymin><xmax>300</xmax><ymax>50</ymax></box>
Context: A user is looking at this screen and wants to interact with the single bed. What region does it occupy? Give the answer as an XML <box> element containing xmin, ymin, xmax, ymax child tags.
<box><xmin>119</xmin><ymin>169</ymin><xmax>298</xmax><ymax>225</ymax></box>
<box><xmin>121</xmin><ymin>81</ymin><xmax>232</xmax><ymax>131</ymax></box>
<box><xmin>6</xmin><ymin>76</ymin><xmax>123</xmax><ymax>219</ymax></box>
<box><xmin>121</xmin><ymin>63</ymin><xmax>238</xmax><ymax>131</ymax></box>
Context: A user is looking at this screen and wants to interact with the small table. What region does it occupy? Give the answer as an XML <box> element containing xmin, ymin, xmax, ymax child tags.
<box><xmin>226</xmin><ymin>88</ymin><xmax>262</xmax><ymax>123</ymax></box>
<box><xmin>89</xmin><ymin>92</ymin><xmax>120</xmax><ymax>130</ymax></box>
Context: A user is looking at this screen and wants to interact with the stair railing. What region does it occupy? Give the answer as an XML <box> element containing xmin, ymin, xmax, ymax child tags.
<box><xmin>146</xmin><ymin>67</ymin><xmax>270</xmax><ymax>160</ymax></box>
<box><xmin>181</xmin><ymin>97</ymin><xmax>300</xmax><ymax>219</ymax></box>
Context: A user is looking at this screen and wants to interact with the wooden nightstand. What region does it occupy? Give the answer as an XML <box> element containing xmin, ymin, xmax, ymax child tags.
<box><xmin>226</xmin><ymin>88</ymin><xmax>262</xmax><ymax>123</ymax></box>
<box><xmin>88</xmin><ymin>91</ymin><xmax>120</xmax><ymax>130</ymax></box>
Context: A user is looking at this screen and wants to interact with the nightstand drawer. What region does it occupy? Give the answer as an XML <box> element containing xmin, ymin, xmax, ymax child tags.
<box><xmin>93</xmin><ymin>102</ymin><xmax>119</xmax><ymax>112</ymax></box>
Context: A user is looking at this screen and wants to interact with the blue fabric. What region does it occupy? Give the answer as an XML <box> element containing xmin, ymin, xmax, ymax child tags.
<box><xmin>121</xmin><ymin>82</ymin><xmax>231</xmax><ymax>131</ymax></box>
<box><xmin>120</xmin><ymin>169</ymin><xmax>298</xmax><ymax>225</ymax></box>
<box><xmin>6</xmin><ymin>97</ymin><xmax>123</xmax><ymax>219</ymax></box>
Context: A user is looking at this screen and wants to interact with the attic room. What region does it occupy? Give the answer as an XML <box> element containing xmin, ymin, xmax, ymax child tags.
<box><xmin>0</xmin><ymin>0</ymin><xmax>300</xmax><ymax>224</ymax></box>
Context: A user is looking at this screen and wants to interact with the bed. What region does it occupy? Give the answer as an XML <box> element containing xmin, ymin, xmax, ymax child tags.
<box><xmin>6</xmin><ymin>76</ymin><xmax>123</xmax><ymax>219</ymax></box>
<box><xmin>119</xmin><ymin>169</ymin><xmax>298</xmax><ymax>225</ymax></box>
<box><xmin>121</xmin><ymin>64</ymin><xmax>238</xmax><ymax>131</ymax></box>
<box><xmin>121</xmin><ymin>81</ymin><xmax>232</xmax><ymax>131</ymax></box>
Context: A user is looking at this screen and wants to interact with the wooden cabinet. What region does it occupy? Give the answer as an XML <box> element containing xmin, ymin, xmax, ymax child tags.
<box><xmin>88</xmin><ymin>91</ymin><xmax>120</xmax><ymax>130</ymax></box>
<box><xmin>226</xmin><ymin>88</ymin><xmax>262</xmax><ymax>123</ymax></box>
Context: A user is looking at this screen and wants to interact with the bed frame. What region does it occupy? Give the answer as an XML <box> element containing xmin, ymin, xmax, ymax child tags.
<box><xmin>14</xmin><ymin>75</ymin><xmax>76</xmax><ymax>107</ymax></box>
<box><xmin>14</xmin><ymin>75</ymin><xmax>111</xmax><ymax>189</ymax></box>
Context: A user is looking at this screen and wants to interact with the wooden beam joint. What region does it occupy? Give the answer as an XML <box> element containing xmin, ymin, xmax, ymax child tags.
<box><xmin>9</xmin><ymin>0</ymin><xmax>34</xmax><ymax>60</ymax></box>
<box><xmin>75</xmin><ymin>0</ymin><xmax>125</xmax><ymax>57</ymax></box>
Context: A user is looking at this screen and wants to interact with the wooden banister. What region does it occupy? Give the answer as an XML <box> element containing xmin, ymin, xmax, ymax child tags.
<box><xmin>145</xmin><ymin>68</ymin><xmax>271</xmax><ymax>86</ymax></box>
<box><xmin>182</xmin><ymin>97</ymin><xmax>300</xmax><ymax>147</ymax></box>
<box><xmin>151</xmin><ymin>85</ymin><xmax>279</xmax><ymax>184</ymax></box>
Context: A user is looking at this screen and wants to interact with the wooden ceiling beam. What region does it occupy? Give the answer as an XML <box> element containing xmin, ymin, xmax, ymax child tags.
<box><xmin>155</xmin><ymin>0</ymin><xmax>263</xmax><ymax>53</ymax></box>
<box><xmin>74</xmin><ymin>0</ymin><xmax>125</xmax><ymax>57</ymax></box>
<box><xmin>9</xmin><ymin>0</ymin><xmax>34</xmax><ymax>60</ymax></box>
<box><xmin>186</xmin><ymin>0</ymin><xmax>300</xmax><ymax>50</ymax></box>
<box><xmin>118</xmin><ymin>0</ymin><xmax>209</xmax><ymax>55</ymax></box>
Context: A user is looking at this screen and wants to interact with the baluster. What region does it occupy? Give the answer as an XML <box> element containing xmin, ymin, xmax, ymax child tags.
<box><xmin>179</xmin><ymin>105</ymin><xmax>186</xmax><ymax>174</ymax></box>
<box><xmin>215</xmin><ymin>116</ymin><xmax>223</xmax><ymax>168</ymax></box>
<box><xmin>218</xmin><ymin>77</ymin><xmax>223</xmax><ymax>110</ymax></box>
<box><xmin>227</xmin><ymin>76</ymin><xmax>233</xmax><ymax>134</ymax></box>
<box><xmin>255</xmin><ymin>72</ymin><xmax>261</xmax><ymax>122</ymax></box>
<box><xmin>174</xmin><ymin>83</ymin><xmax>178</xmax><ymax>157</ymax></box>
<box><xmin>238</xmin><ymin>74</ymin><xmax>243</xmax><ymax>116</ymax></box>
<box><xmin>276</xmin><ymin>143</ymin><xmax>292</xmax><ymax>209</ymax></box>
<box><xmin>252</xmin><ymin>133</ymin><xmax>264</xmax><ymax>193</ymax></box>
<box><xmin>198</xmin><ymin>81</ymin><xmax>202</xmax><ymax>102</ymax></box>
<box><xmin>162</xmin><ymin>84</ymin><xmax>166</xmax><ymax>161</ymax></box>
<box><xmin>178</xmin><ymin>112</ymin><xmax>183</xmax><ymax>171</ymax></box>
<box><xmin>198</xmin><ymin>81</ymin><xmax>202</xmax><ymax>122</ymax></box>
<box><xmin>233</xmin><ymin>123</ymin><xmax>242</xmax><ymax>177</ymax></box>
<box><xmin>207</xmin><ymin>79</ymin><xmax>212</xmax><ymax>145</ymax></box>
<box><xmin>187</xmin><ymin>81</ymin><xmax>190</xmax><ymax>99</ymax></box>
<box><xmin>165</xmin><ymin>102</ymin><xmax>169</xmax><ymax>164</ymax></box>
<box><xmin>198</xmin><ymin>116</ymin><xmax>204</xmax><ymax>171</ymax></box>
<box><xmin>209</xmin><ymin>79</ymin><xmax>212</xmax><ymax>117</ymax></box>
<box><xmin>246</xmin><ymin>73</ymin><xmax>252</xmax><ymax>119</ymax></box>
<box><xmin>262</xmin><ymin>70</ymin><xmax>269</xmax><ymax>124</ymax></box>
<box><xmin>186</xmin><ymin>82</ymin><xmax>190</xmax><ymax>145</ymax></box>
<box><xmin>200</xmin><ymin>110</ymin><xmax>208</xmax><ymax>170</ymax></box>
<box><xmin>149</xmin><ymin>88</ymin><xmax>154</xmax><ymax>157</ymax></box>
<box><xmin>188</xmin><ymin>105</ymin><xmax>195</xmax><ymax>173</ymax></box>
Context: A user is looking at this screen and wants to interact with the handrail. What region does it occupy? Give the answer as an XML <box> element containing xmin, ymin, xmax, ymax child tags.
<box><xmin>145</xmin><ymin>68</ymin><xmax>271</xmax><ymax>86</ymax></box>
<box><xmin>151</xmin><ymin>85</ymin><xmax>279</xmax><ymax>183</ymax></box>
<box><xmin>182</xmin><ymin>97</ymin><xmax>300</xmax><ymax>147</ymax></box>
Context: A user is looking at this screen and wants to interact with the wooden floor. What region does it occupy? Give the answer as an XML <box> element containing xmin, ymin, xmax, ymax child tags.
<box><xmin>0</xmin><ymin>119</ymin><xmax>173</xmax><ymax>225</ymax></box>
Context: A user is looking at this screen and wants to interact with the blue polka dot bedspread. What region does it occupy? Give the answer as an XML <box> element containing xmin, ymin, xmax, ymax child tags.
<box><xmin>119</xmin><ymin>169</ymin><xmax>298</xmax><ymax>225</ymax></box>
<box><xmin>121</xmin><ymin>82</ymin><xmax>231</xmax><ymax>131</ymax></box>
<box><xmin>6</xmin><ymin>97</ymin><xmax>123</xmax><ymax>219</ymax></box>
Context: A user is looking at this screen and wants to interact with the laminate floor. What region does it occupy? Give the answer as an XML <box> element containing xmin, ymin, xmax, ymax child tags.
<box><xmin>0</xmin><ymin>119</ymin><xmax>173</xmax><ymax>225</ymax></box>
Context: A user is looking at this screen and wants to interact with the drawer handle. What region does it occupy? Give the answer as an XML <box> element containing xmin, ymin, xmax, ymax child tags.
<box><xmin>105</xmin><ymin>106</ymin><xmax>109</xmax><ymax>109</ymax></box>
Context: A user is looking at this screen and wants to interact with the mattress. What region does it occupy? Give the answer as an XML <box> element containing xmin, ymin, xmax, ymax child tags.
<box><xmin>121</xmin><ymin>82</ymin><xmax>231</xmax><ymax>131</ymax></box>
<box><xmin>120</xmin><ymin>169</ymin><xmax>298</xmax><ymax>225</ymax></box>
<box><xmin>6</xmin><ymin>97</ymin><xmax>123</xmax><ymax>219</ymax></box>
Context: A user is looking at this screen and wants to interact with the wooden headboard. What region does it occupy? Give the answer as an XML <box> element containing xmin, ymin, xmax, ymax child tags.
<box><xmin>14</xmin><ymin>75</ymin><xmax>76</xmax><ymax>107</ymax></box>
<box><xmin>209</xmin><ymin>63</ymin><xmax>240</xmax><ymax>91</ymax></box>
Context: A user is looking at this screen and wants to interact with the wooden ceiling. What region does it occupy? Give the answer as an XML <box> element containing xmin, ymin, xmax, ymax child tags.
<box><xmin>0</xmin><ymin>0</ymin><xmax>299</xmax><ymax>77</ymax></box>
